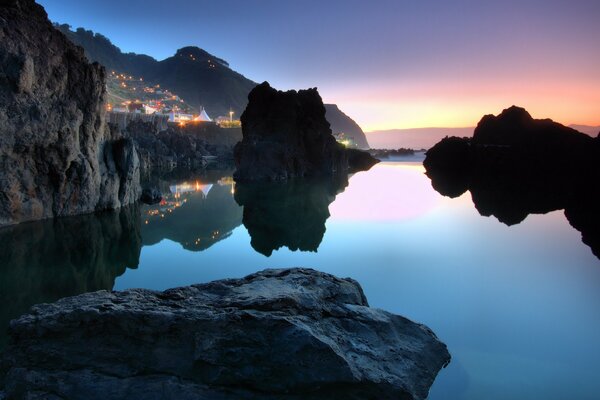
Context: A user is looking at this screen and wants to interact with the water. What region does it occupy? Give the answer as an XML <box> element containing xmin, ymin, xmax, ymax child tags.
<box><xmin>1</xmin><ymin>161</ymin><xmax>599</xmax><ymax>399</ymax></box>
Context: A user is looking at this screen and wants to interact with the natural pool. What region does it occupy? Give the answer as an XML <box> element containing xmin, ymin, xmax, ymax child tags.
<box><xmin>1</xmin><ymin>161</ymin><xmax>599</xmax><ymax>399</ymax></box>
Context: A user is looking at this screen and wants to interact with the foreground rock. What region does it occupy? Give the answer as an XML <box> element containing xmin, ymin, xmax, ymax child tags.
<box><xmin>1</xmin><ymin>268</ymin><xmax>450</xmax><ymax>399</ymax></box>
<box><xmin>234</xmin><ymin>82</ymin><xmax>377</xmax><ymax>181</ymax></box>
<box><xmin>0</xmin><ymin>0</ymin><xmax>140</xmax><ymax>226</ymax></box>
<box><xmin>424</xmin><ymin>106</ymin><xmax>600</xmax><ymax>257</ymax></box>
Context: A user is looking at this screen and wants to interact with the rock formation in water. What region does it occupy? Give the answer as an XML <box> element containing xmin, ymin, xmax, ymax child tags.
<box><xmin>324</xmin><ymin>104</ymin><xmax>370</xmax><ymax>149</ymax></box>
<box><xmin>234</xmin><ymin>175</ymin><xmax>348</xmax><ymax>256</ymax></box>
<box><xmin>0</xmin><ymin>268</ymin><xmax>450</xmax><ymax>400</ymax></box>
<box><xmin>424</xmin><ymin>106</ymin><xmax>600</xmax><ymax>257</ymax></box>
<box><xmin>0</xmin><ymin>0</ymin><xmax>140</xmax><ymax>226</ymax></box>
<box><xmin>0</xmin><ymin>204</ymin><xmax>141</xmax><ymax>350</ymax></box>
<box><xmin>233</xmin><ymin>82</ymin><xmax>377</xmax><ymax>182</ymax></box>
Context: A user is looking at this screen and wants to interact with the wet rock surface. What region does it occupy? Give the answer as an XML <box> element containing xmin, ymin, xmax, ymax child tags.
<box><xmin>1</xmin><ymin>268</ymin><xmax>450</xmax><ymax>400</ymax></box>
<box><xmin>0</xmin><ymin>0</ymin><xmax>140</xmax><ymax>226</ymax></box>
<box><xmin>234</xmin><ymin>82</ymin><xmax>377</xmax><ymax>182</ymax></box>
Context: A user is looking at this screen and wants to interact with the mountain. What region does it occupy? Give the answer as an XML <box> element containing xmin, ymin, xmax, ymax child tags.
<box><xmin>55</xmin><ymin>25</ymin><xmax>257</xmax><ymax>118</ymax></box>
<box><xmin>54</xmin><ymin>25</ymin><xmax>368</xmax><ymax>141</ymax></box>
<box><xmin>367</xmin><ymin>127</ymin><xmax>474</xmax><ymax>150</ymax></box>
<box><xmin>569</xmin><ymin>124</ymin><xmax>600</xmax><ymax>137</ymax></box>
<box><xmin>324</xmin><ymin>104</ymin><xmax>369</xmax><ymax>149</ymax></box>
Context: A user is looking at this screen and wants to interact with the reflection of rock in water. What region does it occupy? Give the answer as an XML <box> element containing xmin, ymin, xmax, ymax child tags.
<box><xmin>0</xmin><ymin>205</ymin><xmax>142</xmax><ymax>350</ymax></box>
<box><xmin>234</xmin><ymin>174</ymin><xmax>349</xmax><ymax>256</ymax></box>
<box><xmin>424</xmin><ymin>106</ymin><xmax>600</xmax><ymax>258</ymax></box>
<box><xmin>141</xmin><ymin>178</ymin><xmax>243</xmax><ymax>251</ymax></box>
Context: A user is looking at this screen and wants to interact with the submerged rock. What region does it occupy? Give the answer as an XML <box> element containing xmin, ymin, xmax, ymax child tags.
<box><xmin>234</xmin><ymin>82</ymin><xmax>377</xmax><ymax>181</ymax></box>
<box><xmin>0</xmin><ymin>0</ymin><xmax>140</xmax><ymax>226</ymax></box>
<box><xmin>1</xmin><ymin>268</ymin><xmax>450</xmax><ymax>400</ymax></box>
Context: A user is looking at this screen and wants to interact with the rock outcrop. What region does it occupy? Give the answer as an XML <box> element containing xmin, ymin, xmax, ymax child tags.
<box><xmin>0</xmin><ymin>0</ymin><xmax>140</xmax><ymax>226</ymax></box>
<box><xmin>324</xmin><ymin>104</ymin><xmax>370</xmax><ymax>149</ymax></box>
<box><xmin>234</xmin><ymin>82</ymin><xmax>377</xmax><ymax>182</ymax></box>
<box><xmin>424</xmin><ymin>106</ymin><xmax>600</xmax><ymax>257</ymax></box>
<box><xmin>125</xmin><ymin>120</ymin><xmax>241</xmax><ymax>173</ymax></box>
<box><xmin>1</xmin><ymin>268</ymin><xmax>450</xmax><ymax>400</ymax></box>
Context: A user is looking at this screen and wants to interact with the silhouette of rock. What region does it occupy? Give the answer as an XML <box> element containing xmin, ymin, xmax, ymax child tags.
<box><xmin>0</xmin><ymin>204</ymin><xmax>141</xmax><ymax>351</ymax></box>
<box><xmin>234</xmin><ymin>175</ymin><xmax>348</xmax><ymax>256</ymax></box>
<box><xmin>0</xmin><ymin>0</ymin><xmax>140</xmax><ymax>226</ymax></box>
<box><xmin>324</xmin><ymin>104</ymin><xmax>370</xmax><ymax>149</ymax></box>
<box><xmin>424</xmin><ymin>106</ymin><xmax>600</xmax><ymax>257</ymax></box>
<box><xmin>233</xmin><ymin>82</ymin><xmax>377</xmax><ymax>182</ymax></box>
<box><xmin>141</xmin><ymin>177</ymin><xmax>242</xmax><ymax>252</ymax></box>
<box><xmin>1</xmin><ymin>268</ymin><xmax>450</xmax><ymax>400</ymax></box>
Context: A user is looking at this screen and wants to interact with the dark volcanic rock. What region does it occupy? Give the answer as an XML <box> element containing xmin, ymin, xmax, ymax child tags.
<box><xmin>324</xmin><ymin>104</ymin><xmax>370</xmax><ymax>149</ymax></box>
<box><xmin>234</xmin><ymin>175</ymin><xmax>348</xmax><ymax>256</ymax></box>
<box><xmin>233</xmin><ymin>82</ymin><xmax>377</xmax><ymax>182</ymax></box>
<box><xmin>1</xmin><ymin>268</ymin><xmax>450</xmax><ymax>400</ymax></box>
<box><xmin>424</xmin><ymin>106</ymin><xmax>600</xmax><ymax>257</ymax></box>
<box><xmin>0</xmin><ymin>0</ymin><xmax>141</xmax><ymax>226</ymax></box>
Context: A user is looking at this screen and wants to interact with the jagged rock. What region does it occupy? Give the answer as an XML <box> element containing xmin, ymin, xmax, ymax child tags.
<box><xmin>424</xmin><ymin>106</ymin><xmax>600</xmax><ymax>257</ymax></box>
<box><xmin>1</xmin><ymin>268</ymin><xmax>450</xmax><ymax>400</ymax></box>
<box><xmin>0</xmin><ymin>0</ymin><xmax>140</xmax><ymax>226</ymax></box>
<box><xmin>234</xmin><ymin>82</ymin><xmax>377</xmax><ymax>182</ymax></box>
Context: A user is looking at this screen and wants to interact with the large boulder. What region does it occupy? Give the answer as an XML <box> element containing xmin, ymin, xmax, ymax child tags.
<box><xmin>234</xmin><ymin>82</ymin><xmax>377</xmax><ymax>181</ymax></box>
<box><xmin>0</xmin><ymin>0</ymin><xmax>140</xmax><ymax>226</ymax></box>
<box><xmin>0</xmin><ymin>268</ymin><xmax>450</xmax><ymax>400</ymax></box>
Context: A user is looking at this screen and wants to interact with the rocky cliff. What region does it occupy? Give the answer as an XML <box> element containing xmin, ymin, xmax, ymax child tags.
<box><xmin>0</xmin><ymin>268</ymin><xmax>450</xmax><ymax>400</ymax></box>
<box><xmin>324</xmin><ymin>104</ymin><xmax>370</xmax><ymax>149</ymax></box>
<box><xmin>0</xmin><ymin>0</ymin><xmax>140</xmax><ymax>226</ymax></box>
<box><xmin>234</xmin><ymin>82</ymin><xmax>377</xmax><ymax>181</ymax></box>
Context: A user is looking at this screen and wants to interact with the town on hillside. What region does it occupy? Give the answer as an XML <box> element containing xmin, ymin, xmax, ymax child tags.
<box><xmin>105</xmin><ymin>70</ymin><xmax>241</xmax><ymax>129</ymax></box>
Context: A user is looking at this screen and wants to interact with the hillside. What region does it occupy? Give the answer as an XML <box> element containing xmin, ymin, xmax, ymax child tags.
<box><xmin>324</xmin><ymin>104</ymin><xmax>369</xmax><ymax>149</ymax></box>
<box><xmin>55</xmin><ymin>25</ymin><xmax>256</xmax><ymax>118</ymax></box>
<box><xmin>55</xmin><ymin>24</ymin><xmax>370</xmax><ymax>141</ymax></box>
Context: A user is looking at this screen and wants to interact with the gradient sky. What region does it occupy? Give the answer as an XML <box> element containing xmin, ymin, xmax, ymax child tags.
<box><xmin>38</xmin><ymin>0</ymin><xmax>600</xmax><ymax>131</ymax></box>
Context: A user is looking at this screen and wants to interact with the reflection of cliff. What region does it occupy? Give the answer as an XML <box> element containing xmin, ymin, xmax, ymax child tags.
<box><xmin>424</xmin><ymin>106</ymin><xmax>600</xmax><ymax>258</ymax></box>
<box><xmin>141</xmin><ymin>180</ymin><xmax>242</xmax><ymax>251</ymax></box>
<box><xmin>0</xmin><ymin>205</ymin><xmax>142</xmax><ymax>350</ymax></box>
<box><xmin>234</xmin><ymin>175</ymin><xmax>349</xmax><ymax>256</ymax></box>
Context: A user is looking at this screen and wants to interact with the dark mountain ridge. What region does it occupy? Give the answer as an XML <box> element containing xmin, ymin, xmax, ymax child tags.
<box><xmin>55</xmin><ymin>24</ymin><xmax>257</xmax><ymax>118</ymax></box>
<box><xmin>54</xmin><ymin>24</ymin><xmax>369</xmax><ymax>147</ymax></box>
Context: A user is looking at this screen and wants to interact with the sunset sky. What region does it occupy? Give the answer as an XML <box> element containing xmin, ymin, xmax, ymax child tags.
<box><xmin>39</xmin><ymin>0</ymin><xmax>600</xmax><ymax>131</ymax></box>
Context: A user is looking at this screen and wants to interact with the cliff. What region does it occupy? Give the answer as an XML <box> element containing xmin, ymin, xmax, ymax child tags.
<box><xmin>0</xmin><ymin>0</ymin><xmax>140</xmax><ymax>226</ymax></box>
<box><xmin>324</xmin><ymin>104</ymin><xmax>370</xmax><ymax>149</ymax></box>
<box><xmin>234</xmin><ymin>82</ymin><xmax>377</xmax><ymax>181</ymax></box>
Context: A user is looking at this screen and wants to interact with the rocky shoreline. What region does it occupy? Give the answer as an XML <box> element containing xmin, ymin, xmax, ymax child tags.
<box><xmin>0</xmin><ymin>268</ymin><xmax>450</xmax><ymax>400</ymax></box>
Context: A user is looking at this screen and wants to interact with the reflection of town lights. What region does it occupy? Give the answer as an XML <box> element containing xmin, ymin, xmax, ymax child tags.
<box><xmin>145</xmin><ymin>220</ymin><xmax>148</xmax><ymax>224</ymax></box>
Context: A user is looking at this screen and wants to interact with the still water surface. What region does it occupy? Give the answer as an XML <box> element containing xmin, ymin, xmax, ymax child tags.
<box><xmin>2</xmin><ymin>161</ymin><xmax>599</xmax><ymax>399</ymax></box>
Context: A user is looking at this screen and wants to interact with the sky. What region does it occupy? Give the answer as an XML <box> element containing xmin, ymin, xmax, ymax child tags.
<box><xmin>38</xmin><ymin>0</ymin><xmax>600</xmax><ymax>131</ymax></box>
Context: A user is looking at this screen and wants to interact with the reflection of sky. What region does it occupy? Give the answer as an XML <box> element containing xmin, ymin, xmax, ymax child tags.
<box><xmin>329</xmin><ymin>163</ymin><xmax>441</xmax><ymax>221</ymax></box>
<box><xmin>115</xmin><ymin>162</ymin><xmax>600</xmax><ymax>400</ymax></box>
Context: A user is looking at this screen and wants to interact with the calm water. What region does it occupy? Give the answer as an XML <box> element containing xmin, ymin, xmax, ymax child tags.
<box><xmin>2</xmin><ymin>161</ymin><xmax>599</xmax><ymax>399</ymax></box>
